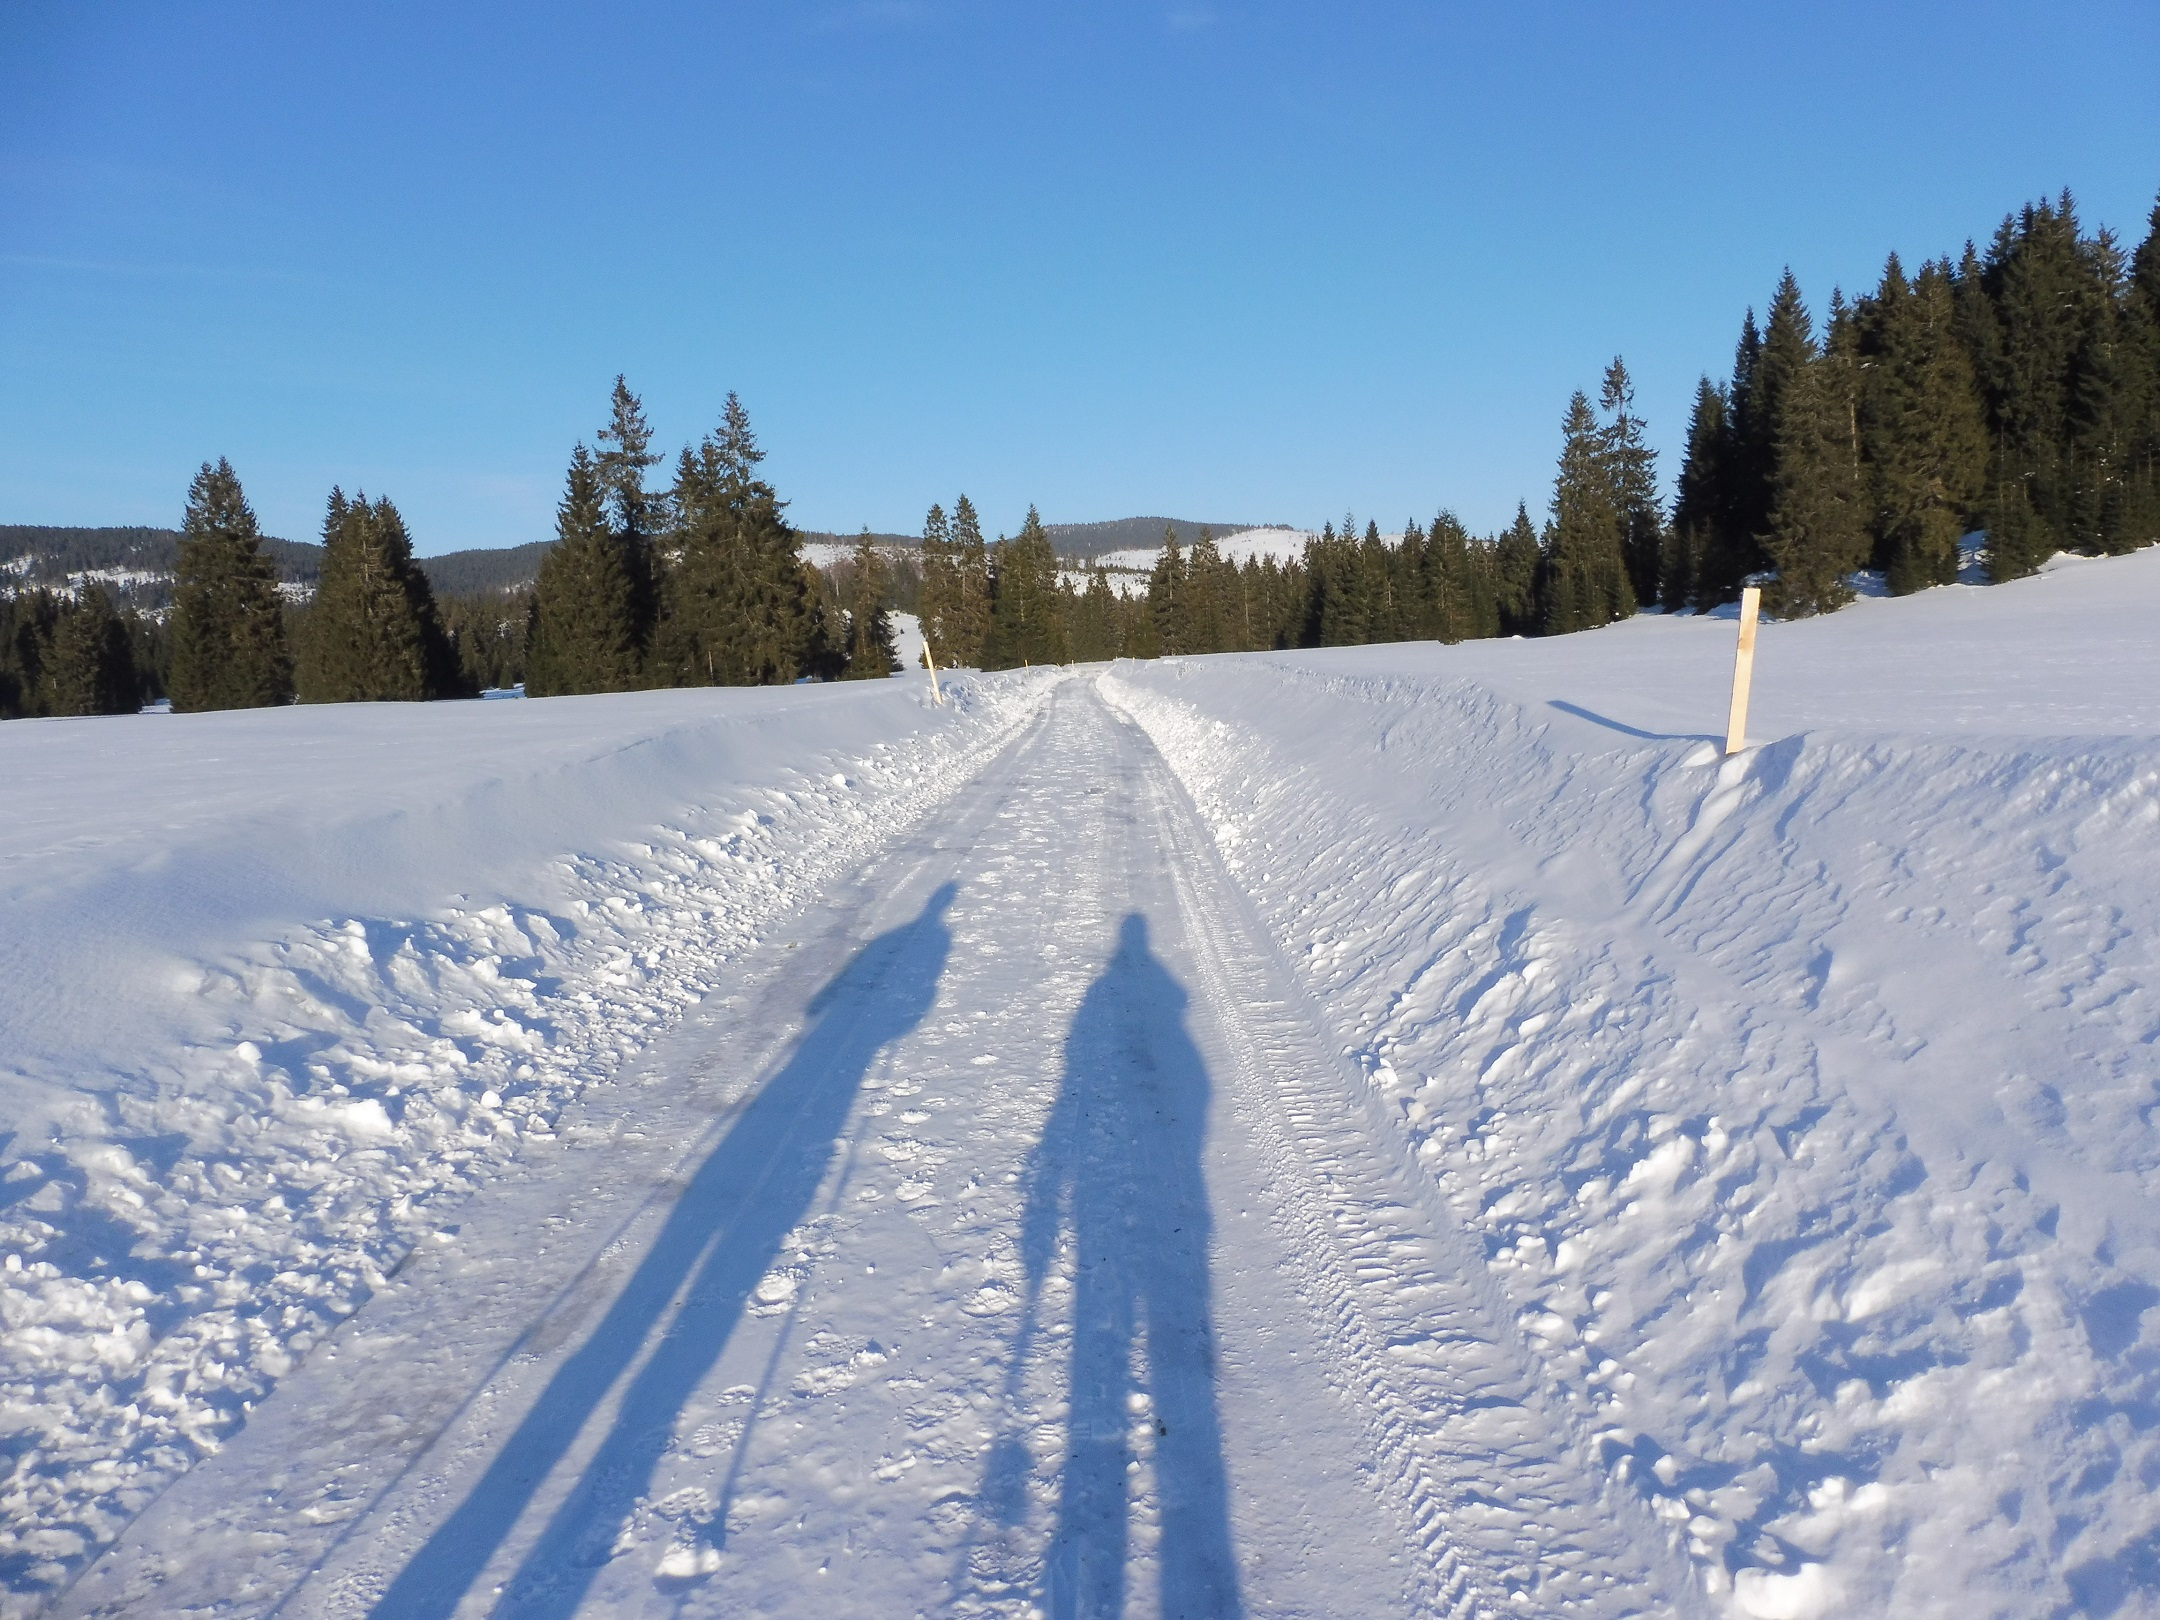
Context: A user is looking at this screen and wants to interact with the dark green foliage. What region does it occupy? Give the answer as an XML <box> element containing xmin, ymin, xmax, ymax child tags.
<box><xmin>917</xmin><ymin>503</ymin><xmax>957</xmax><ymax>667</ymax></box>
<box><xmin>1859</xmin><ymin>255</ymin><xmax>1988</xmax><ymax>593</ymax></box>
<box><xmin>1066</xmin><ymin>565</ymin><xmax>1125</xmax><ymax>661</ymax></box>
<box><xmin>1601</xmin><ymin>359</ymin><xmax>1664</xmax><ymax>606</ymax></box>
<box><xmin>1182</xmin><ymin>529</ymin><xmax>1231</xmax><ymax>655</ymax></box>
<box><xmin>1762</xmin><ymin>290</ymin><xmax>1869</xmax><ymax>616</ymax></box>
<box><xmin>296</xmin><ymin>489</ymin><xmax>461</xmax><ymax>702</ymax></box>
<box><xmin>0</xmin><ymin>591</ymin><xmax>60</xmax><ymax>719</ymax></box>
<box><xmin>917</xmin><ymin>496</ymin><xmax>991</xmax><ymax>667</ymax></box>
<box><xmin>651</xmin><ymin>395</ymin><xmax>826</xmax><ymax>687</ymax></box>
<box><xmin>1147</xmin><ymin>528</ymin><xmax>1187</xmax><ymax>655</ymax></box>
<box><xmin>840</xmin><ymin>531</ymin><xmax>898</xmax><ymax>679</ymax></box>
<box><xmin>983</xmin><ymin>507</ymin><xmax>1067</xmax><ymax>668</ymax></box>
<box><xmin>1494</xmin><ymin>504</ymin><xmax>1542</xmax><ymax>634</ymax></box>
<box><xmin>1541</xmin><ymin>393</ymin><xmax>1635</xmax><ymax>634</ymax></box>
<box><xmin>1667</xmin><ymin>379</ymin><xmax>1729</xmax><ymax>610</ymax></box>
<box><xmin>168</xmin><ymin>459</ymin><xmax>293</xmax><ymax>713</ymax></box>
<box><xmin>437</xmin><ymin>588</ymin><xmax>531</xmax><ymax>692</ymax></box>
<box><xmin>44</xmin><ymin>586</ymin><xmax>139</xmax><ymax>716</ymax></box>
<box><xmin>595</xmin><ymin>375</ymin><xmax>661</xmax><ymax>638</ymax></box>
<box><xmin>525</xmin><ymin>446</ymin><xmax>645</xmax><ymax>695</ymax></box>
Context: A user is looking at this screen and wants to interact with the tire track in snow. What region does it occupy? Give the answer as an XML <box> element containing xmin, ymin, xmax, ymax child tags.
<box><xmin>1100</xmin><ymin>681</ymin><xmax>1701</xmax><ymax>1618</ymax></box>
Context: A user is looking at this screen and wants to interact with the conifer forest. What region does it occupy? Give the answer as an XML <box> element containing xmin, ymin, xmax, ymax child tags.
<box><xmin>4</xmin><ymin>186</ymin><xmax>2157</xmax><ymax>720</ymax></box>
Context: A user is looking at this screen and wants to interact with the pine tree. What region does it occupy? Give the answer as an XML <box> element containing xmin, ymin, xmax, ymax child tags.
<box><xmin>840</xmin><ymin>531</ymin><xmax>898</xmax><ymax>678</ymax></box>
<box><xmin>1494</xmin><ymin>504</ymin><xmax>1542</xmax><ymax>634</ymax></box>
<box><xmin>1183</xmin><ymin>529</ymin><xmax>1229</xmax><ymax>654</ymax></box>
<box><xmin>594</xmin><ymin>375</ymin><xmax>661</xmax><ymax>651</ymax></box>
<box><xmin>1860</xmin><ymin>255</ymin><xmax>1989</xmax><ymax>592</ymax></box>
<box><xmin>168</xmin><ymin>458</ymin><xmax>293</xmax><ymax>712</ymax></box>
<box><xmin>1067</xmin><ymin>564</ymin><xmax>1125</xmax><ymax>661</ymax></box>
<box><xmin>651</xmin><ymin>395</ymin><xmax>824</xmax><ymax>686</ymax></box>
<box><xmin>983</xmin><ymin>507</ymin><xmax>1066</xmax><ymax>668</ymax></box>
<box><xmin>297</xmin><ymin>489</ymin><xmax>456</xmax><ymax>701</ymax></box>
<box><xmin>1667</xmin><ymin>378</ymin><xmax>1730</xmax><ymax>610</ymax></box>
<box><xmin>525</xmin><ymin>445</ymin><xmax>644</xmax><ymax>695</ymax></box>
<box><xmin>1600</xmin><ymin>358</ymin><xmax>1664</xmax><ymax>605</ymax></box>
<box><xmin>1762</xmin><ymin>288</ymin><xmax>1869</xmax><ymax>616</ymax></box>
<box><xmin>1541</xmin><ymin>392</ymin><xmax>1634</xmax><ymax>634</ymax></box>
<box><xmin>43</xmin><ymin>585</ymin><xmax>139</xmax><ymax>716</ymax></box>
<box><xmin>1146</xmin><ymin>528</ymin><xmax>1187</xmax><ymax>656</ymax></box>
<box><xmin>1698</xmin><ymin>311</ymin><xmax>1767</xmax><ymax>603</ymax></box>
<box><xmin>917</xmin><ymin>502</ymin><xmax>958</xmax><ymax>668</ymax></box>
<box><xmin>2117</xmin><ymin>194</ymin><xmax>2160</xmax><ymax>549</ymax></box>
<box><xmin>1980</xmin><ymin>193</ymin><xmax>2113</xmax><ymax>571</ymax></box>
<box><xmin>948</xmin><ymin>495</ymin><xmax>992</xmax><ymax>667</ymax></box>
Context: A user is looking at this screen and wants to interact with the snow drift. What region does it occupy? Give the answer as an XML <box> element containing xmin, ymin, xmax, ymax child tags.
<box><xmin>1103</xmin><ymin>551</ymin><xmax>2160</xmax><ymax>1618</ymax></box>
<box><xmin>0</xmin><ymin>672</ymin><xmax>1051</xmax><ymax>1609</ymax></box>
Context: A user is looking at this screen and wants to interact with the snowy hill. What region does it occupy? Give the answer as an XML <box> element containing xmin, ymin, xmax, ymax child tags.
<box><xmin>4</xmin><ymin>551</ymin><xmax>2159</xmax><ymax>1615</ymax></box>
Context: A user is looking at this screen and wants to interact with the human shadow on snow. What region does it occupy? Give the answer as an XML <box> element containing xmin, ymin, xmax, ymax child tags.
<box><xmin>971</xmin><ymin>912</ymin><xmax>1244</xmax><ymax>1620</ymax></box>
<box><xmin>368</xmin><ymin>883</ymin><xmax>956</xmax><ymax>1620</ymax></box>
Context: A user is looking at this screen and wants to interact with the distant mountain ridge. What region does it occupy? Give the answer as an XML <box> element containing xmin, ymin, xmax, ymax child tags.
<box><xmin>0</xmin><ymin>525</ymin><xmax>544</xmax><ymax>607</ymax></box>
<box><xmin>2</xmin><ymin>515</ymin><xmax>1273</xmax><ymax>608</ymax></box>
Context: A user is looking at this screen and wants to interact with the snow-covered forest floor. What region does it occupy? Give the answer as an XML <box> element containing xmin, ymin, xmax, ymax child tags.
<box><xmin>5</xmin><ymin>551</ymin><xmax>2160</xmax><ymax>1617</ymax></box>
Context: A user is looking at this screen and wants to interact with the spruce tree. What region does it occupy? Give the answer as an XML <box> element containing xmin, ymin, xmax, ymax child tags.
<box><xmin>917</xmin><ymin>503</ymin><xmax>958</xmax><ymax>668</ymax></box>
<box><xmin>1147</xmin><ymin>528</ymin><xmax>1188</xmax><ymax>655</ymax></box>
<box><xmin>2118</xmin><ymin>194</ymin><xmax>2160</xmax><ymax>549</ymax></box>
<box><xmin>1697</xmin><ymin>311</ymin><xmax>1767</xmax><ymax>603</ymax></box>
<box><xmin>594</xmin><ymin>375</ymin><xmax>661</xmax><ymax>651</ymax></box>
<box><xmin>1860</xmin><ymin>255</ymin><xmax>1989</xmax><ymax>592</ymax></box>
<box><xmin>1668</xmin><ymin>378</ymin><xmax>1730</xmax><ymax>610</ymax></box>
<box><xmin>1067</xmin><ymin>564</ymin><xmax>1124</xmax><ymax>661</ymax></box>
<box><xmin>525</xmin><ymin>446</ymin><xmax>644</xmax><ymax>695</ymax></box>
<box><xmin>168</xmin><ymin>458</ymin><xmax>293</xmax><ymax>712</ymax></box>
<box><xmin>1600</xmin><ymin>358</ymin><xmax>1664</xmax><ymax>605</ymax></box>
<box><xmin>1183</xmin><ymin>529</ymin><xmax>1229</xmax><ymax>654</ymax></box>
<box><xmin>983</xmin><ymin>507</ymin><xmax>1066</xmax><ymax>668</ymax></box>
<box><xmin>1493</xmin><ymin>504</ymin><xmax>1542</xmax><ymax>634</ymax></box>
<box><xmin>1979</xmin><ymin>193</ymin><xmax>2112</xmax><ymax>571</ymax></box>
<box><xmin>1763</xmin><ymin>291</ymin><xmax>1869</xmax><ymax>616</ymax></box>
<box><xmin>948</xmin><ymin>495</ymin><xmax>993</xmax><ymax>667</ymax></box>
<box><xmin>44</xmin><ymin>585</ymin><xmax>139</xmax><ymax>716</ymax></box>
<box><xmin>652</xmin><ymin>395</ymin><xmax>824</xmax><ymax>686</ymax></box>
<box><xmin>840</xmin><ymin>531</ymin><xmax>898</xmax><ymax>678</ymax></box>
<box><xmin>1541</xmin><ymin>392</ymin><xmax>1634</xmax><ymax>634</ymax></box>
<box><xmin>297</xmin><ymin>489</ymin><xmax>455</xmax><ymax>701</ymax></box>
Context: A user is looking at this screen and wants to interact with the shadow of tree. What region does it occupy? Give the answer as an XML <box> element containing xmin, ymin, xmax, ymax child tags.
<box><xmin>369</xmin><ymin>883</ymin><xmax>957</xmax><ymax>1620</ymax></box>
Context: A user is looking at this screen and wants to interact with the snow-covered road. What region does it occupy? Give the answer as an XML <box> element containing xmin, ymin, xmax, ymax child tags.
<box><xmin>53</xmin><ymin>682</ymin><xmax>1684</xmax><ymax>1618</ymax></box>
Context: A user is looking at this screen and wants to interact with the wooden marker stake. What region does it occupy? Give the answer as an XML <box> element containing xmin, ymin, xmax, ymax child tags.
<box><xmin>1724</xmin><ymin>586</ymin><xmax>1761</xmax><ymax>755</ymax></box>
<box><xmin>922</xmin><ymin>635</ymin><xmax>945</xmax><ymax>706</ymax></box>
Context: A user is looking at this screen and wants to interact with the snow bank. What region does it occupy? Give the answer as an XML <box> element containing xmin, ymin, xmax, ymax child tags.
<box><xmin>1103</xmin><ymin>550</ymin><xmax>2160</xmax><ymax>1617</ymax></box>
<box><xmin>0</xmin><ymin>670</ymin><xmax>1051</xmax><ymax>1609</ymax></box>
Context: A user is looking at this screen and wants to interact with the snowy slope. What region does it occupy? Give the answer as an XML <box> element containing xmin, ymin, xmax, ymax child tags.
<box><xmin>0</xmin><ymin>672</ymin><xmax>1053</xmax><ymax>1610</ymax></box>
<box><xmin>1089</xmin><ymin>527</ymin><xmax>1316</xmax><ymax>572</ymax></box>
<box><xmin>1103</xmin><ymin>550</ymin><xmax>2160</xmax><ymax>1618</ymax></box>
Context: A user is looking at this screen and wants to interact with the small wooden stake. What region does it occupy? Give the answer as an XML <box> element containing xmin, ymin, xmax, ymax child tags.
<box><xmin>922</xmin><ymin>634</ymin><xmax>945</xmax><ymax>706</ymax></box>
<box><xmin>1724</xmin><ymin>586</ymin><xmax>1761</xmax><ymax>755</ymax></box>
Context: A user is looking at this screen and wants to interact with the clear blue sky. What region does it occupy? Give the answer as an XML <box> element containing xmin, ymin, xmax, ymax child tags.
<box><xmin>4</xmin><ymin>2</ymin><xmax>2156</xmax><ymax>554</ymax></box>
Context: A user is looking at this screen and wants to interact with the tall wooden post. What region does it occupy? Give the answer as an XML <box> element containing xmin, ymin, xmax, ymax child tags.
<box><xmin>922</xmin><ymin>634</ymin><xmax>945</xmax><ymax>706</ymax></box>
<box><xmin>1724</xmin><ymin>587</ymin><xmax>1760</xmax><ymax>755</ymax></box>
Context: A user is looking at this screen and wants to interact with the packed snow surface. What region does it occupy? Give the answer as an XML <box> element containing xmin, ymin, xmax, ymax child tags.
<box><xmin>3</xmin><ymin>549</ymin><xmax>2158</xmax><ymax>1616</ymax></box>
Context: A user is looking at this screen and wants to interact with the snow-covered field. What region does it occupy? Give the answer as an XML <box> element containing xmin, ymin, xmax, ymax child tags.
<box><xmin>1087</xmin><ymin>526</ymin><xmax>1314</xmax><ymax>573</ymax></box>
<box><xmin>4</xmin><ymin>550</ymin><xmax>2159</xmax><ymax>1617</ymax></box>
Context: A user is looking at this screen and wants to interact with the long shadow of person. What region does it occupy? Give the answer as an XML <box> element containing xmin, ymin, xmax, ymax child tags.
<box><xmin>369</xmin><ymin>883</ymin><xmax>957</xmax><ymax>1620</ymax></box>
<box><xmin>978</xmin><ymin>912</ymin><xmax>1245</xmax><ymax>1620</ymax></box>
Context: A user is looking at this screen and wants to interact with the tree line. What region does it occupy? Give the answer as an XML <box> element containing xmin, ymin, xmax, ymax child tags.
<box><xmin>912</xmin><ymin>186</ymin><xmax>2159</xmax><ymax>662</ymax></box>
<box><xmin>6</xmin><ymin>185</ymin><xmax>2155</xmax><ymax>719</ymax></box>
